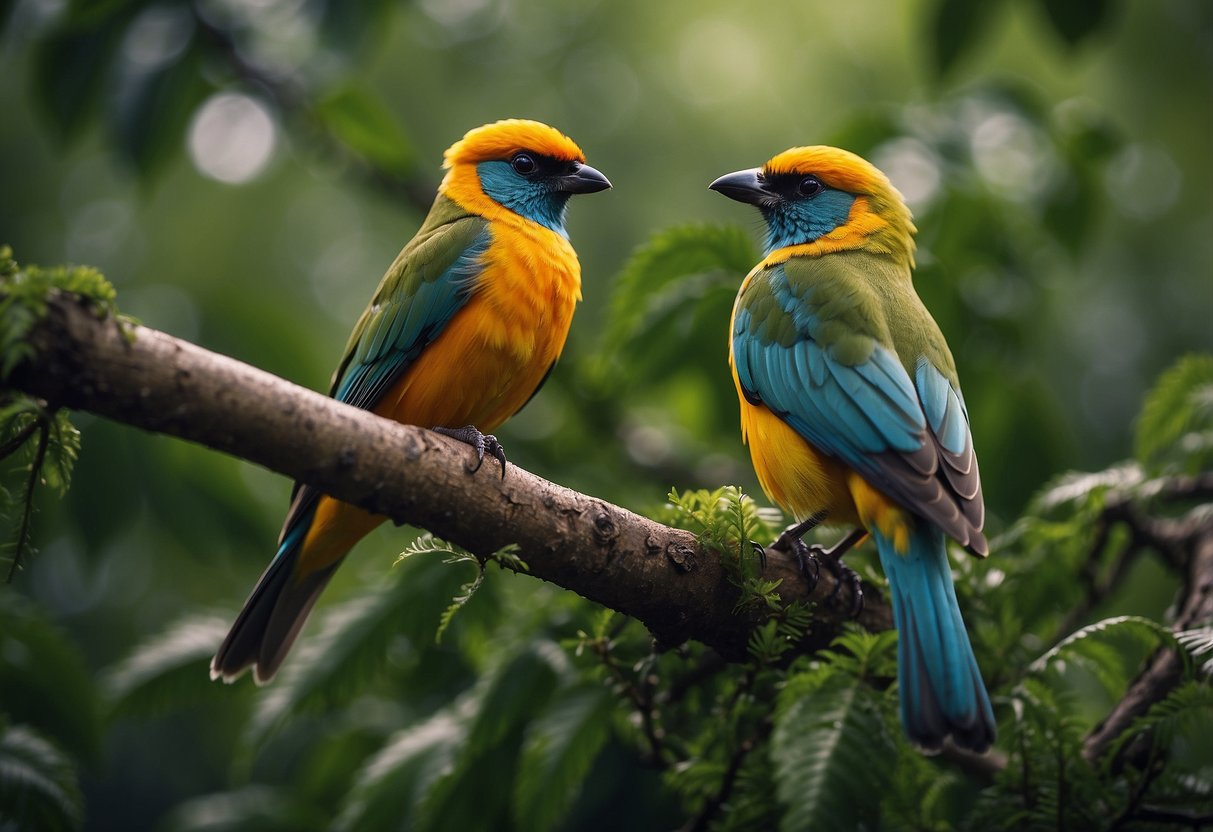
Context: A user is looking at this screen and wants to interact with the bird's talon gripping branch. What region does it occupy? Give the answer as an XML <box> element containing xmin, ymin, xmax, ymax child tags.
<box><xmin>433</xmin><ymin>425</ymin><xmax>508</xmax><ymax>478</ymax></box>
<box><xmin>821</xmin><ymin>556</ymin><xmax>865</xmax><ymax>619</ymax></box>
<box><xmin>795</xmin><ymin>548</ymin><xmax>822</xmax><ymax>593</ymax></box>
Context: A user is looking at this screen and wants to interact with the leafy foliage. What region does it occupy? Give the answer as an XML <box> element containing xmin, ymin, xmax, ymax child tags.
<box><xmin>102</xmin><ymin>614</ymin><xmax>236</xmax><ymax>718</ymax></box>
<box><xmin>3</xmin><ymin>0</ymin><xmax>1211</xmax><ymax>827</ymax></box>
<box><xmin>1135</xmin><ymin>354</ymin><xmax>1213</xmax><ymax>474</ymax></box>
<box><xmin>595</xmin><ymin>224</ymin><xmax>756</xmax><ymax>388</ymax></box>
<box><xmin>1</xmin><ymin>248</ymin><xmax>116</xmax><ymax>576</ymax></box>
<box><xmin>396</xmin><ymin>534</ymin><xmax>528</xmax><ymax>644</ymax></box>
<box><xmin>0</xmin><ymin>246</ymin><xmax>120</xmax><ymax>379</ymax></box>
<box><xmin>771</xmin><ymin>666</ymin><xmax>894</xmax><ymax>831</ymax></box>
<box><xmin>512</xmin><ymin>684</ymin><xmax>614</xmax><ymax>832</ymax></box>
<box><xmin>0</xmin><ymin>592</ymin><xmax>99</xmax><ymax>764</ymax></box>
<box><xmin>26</xmin><ymin>0</ymin><xmax>406</xmax><ymax>186</ymax></box>
<box><xmin>0</xmin><ymin>722</ymin><xmax>84</xmax><ymax>832</ymax></box>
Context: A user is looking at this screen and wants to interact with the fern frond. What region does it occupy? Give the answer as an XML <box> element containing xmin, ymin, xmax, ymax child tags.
<box><xmin>0</xmin><ymin>723</ymin><xmax>83</xmax><ymax>832</ymax></box>
<box><xmin>512</xmin><ymin>684</ymin><xmax>614</xmax><ymax>832</ymax></box>
<box><xmin>772</xmin><ymin>669</ymin><xmax>895</xmax><ymax>832</ymax></box>
<box><xmin>1030</xmin><ymin>615</ymin><xmax>1174</xmax><ymax>675</ymax></box>
<box><xmin>101</xmin><ymin>614</ymin><xmax>234</xmax><ymax>717</ymax></box>
<box><xmin>1135</xmin><ymin>353</ymin><xmax>1213</xmax><ymax>473</ymax></box>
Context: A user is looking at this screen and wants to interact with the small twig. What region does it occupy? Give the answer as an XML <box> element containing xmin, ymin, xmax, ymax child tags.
<box><xmin>1056</xmin><ymin>483</ymin><xmax>1204</xmax><ymax>642</ymax></box>
<box><xmin>1055</xmin><ymin>512</ymin><xmax>1127</xmax><ymax>642</ymax></box>
<box><xmin>660</xmin><ymin>649</ymin><xmax>728</xmax><ymax>706</ymax></box>
<box><xmin>7</xmin><ymin>418</ymin><xmax>48</xmax><ymax>582</ymax></box>
<box><xmin>1109</xmin><ymin>752</ymin><xmax>1166</xmax><ymax>831</ymax></box>
<box><xmin>592</xmin><ymin>639</ymin><xmax>669</xmax><ymax>768</ymax></box>
<box><xmin>939</xmin><ymin>743</ymin><xmax>1008</xmax><ymax>784</ymax></box>
<box><xmin>0</xmin><ymin>418</ymin><xmax>40</xmax><ymax>462</ymax></box>
<box><xmin>679</xmin><ymin>730</ymin><xmax>765</xmax><ymax>832</ymax></box>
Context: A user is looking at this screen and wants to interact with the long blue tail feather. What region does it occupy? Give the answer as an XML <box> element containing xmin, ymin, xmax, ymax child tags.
<box><xmin>875</xmin><ymin>523</ymin><xmax>995</xmax><ymax>752</ymax></box>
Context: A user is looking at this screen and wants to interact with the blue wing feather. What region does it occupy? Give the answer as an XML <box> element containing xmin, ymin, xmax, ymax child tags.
<box><xmin>733</xmin><ymin>263</ymin><xmax>983</xmax><ymax>549</ymax></box>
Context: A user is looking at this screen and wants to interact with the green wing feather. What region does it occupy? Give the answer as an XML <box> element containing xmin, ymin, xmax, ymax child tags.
<box><xmin>280</xmin><ymin>196</ymin><xmax>490</xmax><ymax>540</ymax></box>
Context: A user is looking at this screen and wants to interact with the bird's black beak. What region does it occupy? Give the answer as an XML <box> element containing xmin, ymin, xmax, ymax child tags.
<box><xmin>709</xmin><ymin>168</ymin><xmax>772</xmax><ymax>205</ymax></box>
<box><xmin>556</xmin><ymin>162</ymin><xmax>612</xmax><ymax>194</ymax></box>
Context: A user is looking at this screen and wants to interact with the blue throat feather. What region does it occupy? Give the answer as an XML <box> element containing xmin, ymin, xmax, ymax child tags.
<box><xmin>761</xmin><ymin>188</ymin><xmax>854</xmax><ymax>254</ymax></box>
<box><xmin>476</xmin><ymin>160</ymin><xmax>570</xmax><ymax>235</ymax></box>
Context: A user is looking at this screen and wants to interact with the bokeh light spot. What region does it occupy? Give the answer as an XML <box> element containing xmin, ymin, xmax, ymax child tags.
<box><xmin>187</xmin><ymin>93</ymin><xmax>278</xmax><ymax>185</ymax></box>
<box><xmin>1105</xmin><ymin>143</ymin><xmax>1181</xmax><ymax>220</ymax></box>
<box><xmin>873</xmin><ymin>137</ymin><xmax>942</xmax><ymax>210</ymax></box>
<box><xmin>122</xmin><ymin>5</ymin><xmax>193</xmax><ymax>70</ymax></box>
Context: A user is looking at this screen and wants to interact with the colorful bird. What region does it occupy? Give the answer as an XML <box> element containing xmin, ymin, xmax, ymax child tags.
<box><xmin>711</xmin><ymin>146</ymin><xmax>996</xmax><ymax>752</ymax></box>
<box><xmin>211</xmin><ymin>119</ymin><xmax>610</xmax><ymax>684</ymax></box>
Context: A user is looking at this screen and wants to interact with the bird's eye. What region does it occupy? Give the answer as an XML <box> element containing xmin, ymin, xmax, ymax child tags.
<box><xmin>512</xmin><ymin>153</ymin><xmax>538</xmax><ymax>176</ymax></box>
<box><xmin>799</xmin><ymin>175</ymin><xmax>823</xmax><ymax>197</ymax></box>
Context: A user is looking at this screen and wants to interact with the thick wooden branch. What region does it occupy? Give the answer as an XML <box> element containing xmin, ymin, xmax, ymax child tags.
<box><xmin>7</xmin><ymin>293</ymin><xmax>891</xmax><ymax>660</ymax></box>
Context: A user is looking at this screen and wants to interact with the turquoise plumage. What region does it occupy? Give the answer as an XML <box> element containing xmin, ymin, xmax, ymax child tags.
<box><xmin>713</xmin><ymin>146</ymin><xmax>996</xmax><ymax>751</ymax></box>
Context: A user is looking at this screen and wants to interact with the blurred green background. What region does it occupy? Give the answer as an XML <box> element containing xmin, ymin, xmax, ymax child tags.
<box><xmin>2</xmin><ymin>0</ymin><xmax>1211</xmax><ymax>829</ymax></box>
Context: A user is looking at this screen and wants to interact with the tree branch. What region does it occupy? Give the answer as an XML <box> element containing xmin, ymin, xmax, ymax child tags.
<box><xmin>5</xmin><ymin>293</ymin><xmax>892</xmax><ymax>661</ymax></box>
<box><xmin>1082</xmin><ymin>509</ymin><xmax>1213</xmax><ymax>764</ymax></box>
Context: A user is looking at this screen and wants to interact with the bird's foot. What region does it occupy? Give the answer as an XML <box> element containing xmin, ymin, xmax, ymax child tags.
<box><xmin>432</xmin><ymin>425</ymin><xmax>507</xmax><ymax>479</ymax></box>
<box><xmin>819</xmin><ymin>552</ymin><xmax>865</xmax><ymax>620</ymax></box>
<box><xmin>767</xmin><ymin>528</ymin><xmax>864</xmax><ymax>618</ymax></box>
<box><xmin>767</xmin><ymin>531</ymin><xmax>822</xmax><ymax>593</ymax></box>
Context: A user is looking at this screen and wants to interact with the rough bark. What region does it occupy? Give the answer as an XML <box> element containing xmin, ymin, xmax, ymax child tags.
<box><xmin>7</xmin><ymin>293</ymin><xmax>892</xmax><ymax>660</ymax></box>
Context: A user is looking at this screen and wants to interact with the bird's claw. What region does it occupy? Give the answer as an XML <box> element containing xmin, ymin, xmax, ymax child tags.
<box><xmin>821</xmin><ymin>556</ymin><xmax>865</xmax><ymax>620</ymax></box>
<box><xmin>432</xmin><ymin>425</ymin><xmax>508</xmax><ymax>479</ymax></box>
<box><xmin>750</xmin><ymin>540</ymin><xmax>768</xmax><ymax>571</ymax></box>
<box><xmin>768</xmin><ymin>532</ymin><xmax>822</xmax><ymax>593</ymax></box>
<box><xmin>768</xmin><ymin>531</ymin><xmax>864</xmax><ymax>618</ymax></box>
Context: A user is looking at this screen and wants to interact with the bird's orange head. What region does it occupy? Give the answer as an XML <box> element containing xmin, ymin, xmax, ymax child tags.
<box><xmin>440</xmin><ymin>119</ymin><xmax>610</xmax><ymax>232</ymax></box>
<box><xmin>710</xmin><ymin>145</ymin><xmax>915</xmax><ymax>267</ymax></box>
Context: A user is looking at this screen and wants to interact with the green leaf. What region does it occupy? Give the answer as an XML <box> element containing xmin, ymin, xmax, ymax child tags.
<box><xmin>930</xmin><ymin>0</ymin><xmax>1004</xmax><ymax>76</ymax></box>
<box><xmin>314</xmin><ymin>85</ymin><xmax>415</xmax><ymax>176</ymax></box>
<box><xmin>1135</xmin><ymin>354</ymin><xmax>1213</xmax><ymax>473</ymax></box>
<box><xmin>334</xmin><ymin>707</ymin><xmax>466</xmax><ymax>832</ymax></box>
<box><xmin>111</xmin><ymin>44</ymin><xmax>211</xmax><ymax>179</ymax></box>
<box><xmin>597</xmin><ymin>224</ymin><xmax>756</xmax><ymax>382</ymax></box>
<box><xmin>1102</xmin><ymin>681</ymin><xmax>1213</xmax><ymax>770</ymax></box>
<box><xmin>337</xmin><ymin>643</ymin><xmax>565</xmax><ymax>832</ymax></box>
<box><xmin>1030</xmin><ymin>615</ymin><xmax>1176</xmax><ymax>695</ymax></box>
<box><xmin>1037</xmin><ymin>0</ymin><xmax>1115</xmax><ymax>46</ymax></box>
<box><xmin>771</xmin><ymin>668</ymin><xmax>895</xmax><ymax>832</ymax></box>
<box><xmin>416</xmin><ymin>644</ymin><xmax>565</xmax><ymax>831</ymax></box>
<box><xmin>32</xmin><ymin>11</ymin><xmax>128</xmax><ymax>144</ymax></box>
<box><xmin>0</xmin><ymin>724</ymin><xmax>83</xmax><ymax>832</ymax></box>
<box><xmin>512</xmin><ymin>684</ymin><xmax>614</xmax><ymax>832</ymax></box>
<box><xmin>1177</xmin><ymin>625</ymin><xmax>1213</xmax><ymax>677</ymax></box>
<box><xmin>244</xmin><ymin>553</ymin><xmax>473</xmax><ymax>748</ymax></box>
<box><xmin>0</xmin><ymin>592</ymin><xmax>100</xmax><ymax>762</ymax></box>
<box><xmin>101</xmin><ymin>614</ymin><xmax>236</xmax><ymax>718</ymax></box>
<box><xmin>158</xmin><ymin>785</ymin><xmax>324</xmax><ymax>832</ymax></box>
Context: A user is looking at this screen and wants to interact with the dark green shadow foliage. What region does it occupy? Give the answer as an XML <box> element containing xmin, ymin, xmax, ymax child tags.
<box><xmin>2</xmin><ymin>0</ymin><xmax>1211</xmax><ymax>829</ymax></box>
